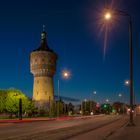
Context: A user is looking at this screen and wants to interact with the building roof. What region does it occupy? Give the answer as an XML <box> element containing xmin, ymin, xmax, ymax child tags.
<box><xmin>33</xmin><ymin>31</ymin><xmax>53</xmax><ymax>52</ymax></box>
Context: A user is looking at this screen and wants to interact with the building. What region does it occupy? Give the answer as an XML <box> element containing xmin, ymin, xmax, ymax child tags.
<box><xmin>30</xmin><ymin>30</ymin><xmax>57</xmax><ymax>107</ymax></box>
<box><xmin>135</xmin><ymin>105</ymin><xmax>140</xmax><ymax>115</ymax></box>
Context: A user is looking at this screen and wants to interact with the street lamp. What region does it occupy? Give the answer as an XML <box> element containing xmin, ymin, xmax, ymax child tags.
<box><xmin>124</xmin><ymin>79</ymin><xmax>135</xmax><ymax>112</ymax></box>
<box><xmin>118</xmin><ymin>93</ymin><xmax>125</xmax><ymax>114</ymax></box>
<box><xmin>106</xmin><ymin>99</ymin><xmax>109</xmax><ymax>103</ymax></box>
<box><xmin>93</xmin><ymin>91</ymin><xmax>97</xmax><ymax>101</ymax></box>
<box><xmin>105</xmin><ymin>12</ymin><xmax>111</xmax><ymax>20</ymax></box>
<box><xmin>13</xmin><ymin>94</ymin><xmax>22</xmax><ymax>120</ymax></box>
<box><xmin>118</xmin><ymin>93</ymin><xmax>122</xmax><ymax>97</ymax></box>
<box><xmin>93</xmin><ymin>91</ymin><xmax>97</xmax><ymax>95</ymax></box>
<box><xmin>90</xmin><ymin>91</ymin><xmax>97</xmax><ymax>113</ymax></box>
<box><xmin>104</xmin><ymin>9</ymin><xmax>134</xmax><ymax>125</ymax></box>
<box><xmin>62</xmin><ymin>70</ymin><xmax>71</xmax><ymax>79</ymax></box>
<box><xmin>124</xmin><ymin>80</ymin><xmax>130</xmax><ymax>86</ymax></box>
<box><xmin>84</xmin><ymin>99</ymin><xmax>87</xmax><ymax>114</ymax></box>
<box><xmin>57</xmin><ymin>70</ymin><xmax>71</xmax><ymax>117</ymax></box>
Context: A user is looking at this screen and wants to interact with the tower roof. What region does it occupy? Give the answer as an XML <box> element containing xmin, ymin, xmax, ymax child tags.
<box><xmin>33</xmin><ymin>31</ymin><xmax>53</xmax><ymax>52</ymax></box>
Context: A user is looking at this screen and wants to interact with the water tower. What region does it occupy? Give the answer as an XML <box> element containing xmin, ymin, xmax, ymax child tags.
<box><xmin>30</xmin><ymin>29</ymin><xmax>57</xmax><ymax>107</ymax></box>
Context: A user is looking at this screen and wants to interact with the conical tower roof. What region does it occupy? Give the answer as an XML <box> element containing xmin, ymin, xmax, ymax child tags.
<box><xmin>34</xmin><ymin>31</ymin><xmax>53</xmax><ymax>52</ymax></box>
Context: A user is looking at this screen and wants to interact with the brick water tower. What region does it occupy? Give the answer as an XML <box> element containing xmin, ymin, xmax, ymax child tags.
<box><xmin>30</xmin><ymin>29</ymin><xmax>57</xmax><ymax>107</ymax></box>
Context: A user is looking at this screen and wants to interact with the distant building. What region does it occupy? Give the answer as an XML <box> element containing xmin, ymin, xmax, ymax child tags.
<box><xmin>30</xmin><ymin>30</ymin><xmax>57</xmax><ymax>107</ymax></box>
<box><xmin>135</xmin><ymin>105</ymin><xmax>140</xmax><ymax>115</ymax></box>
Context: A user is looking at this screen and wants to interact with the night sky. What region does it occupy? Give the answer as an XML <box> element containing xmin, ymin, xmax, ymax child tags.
<box><xmin>0</xmin><ymin>0</ymin><xmax>140</xmax><ymax>103</ymax></box>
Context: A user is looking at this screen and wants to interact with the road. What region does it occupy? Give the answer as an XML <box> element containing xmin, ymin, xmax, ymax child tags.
<box><xmin>0</xmin><ymin>115</ymin><xmax>128</xmax><ymax>140</ymax></box>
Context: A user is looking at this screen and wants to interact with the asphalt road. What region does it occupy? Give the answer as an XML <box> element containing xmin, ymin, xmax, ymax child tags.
<box><xmin>67</xmin><ymin>115</ymin><xmax>128</xmax><ymax>140</ymax></box>
<box><xmin>0</xmin><ymin>115</ymin><xmax>128</xmax><ymax>140</ymax></box>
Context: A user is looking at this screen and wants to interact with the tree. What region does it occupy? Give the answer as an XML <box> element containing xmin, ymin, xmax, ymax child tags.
<box><xmin>49</xmin><ymin>100</ymin><xmax>57</xmax><ymax>117</ymax></box>
<box><xmin>25</xmin><ymin>100</ymin><xmax>37</xmax><ymax>117</ymax></box>
<box><xmin>0</xmin><ymin>89</ymin><xmax>35</xmax><ymax>117</ymax></box>
<box><xmin>0</xmin><ymin>90</ymin><xmax>7</xmax><ymax>113</ymax></box>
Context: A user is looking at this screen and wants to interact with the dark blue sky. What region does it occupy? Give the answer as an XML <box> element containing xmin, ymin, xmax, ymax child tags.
<box><xmin>0</xmin><ymin>0</ymin><xmax>140</xmax><ymax>103</ymax></box>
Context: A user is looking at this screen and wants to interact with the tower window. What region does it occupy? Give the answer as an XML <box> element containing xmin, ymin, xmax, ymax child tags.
<box><xmin>35</xmin><ymin>59</ymin><xmax>37</xmax><ymax>63</ymax></box>
<box><xmin>45</xmin><ymin>91</ymin><xmax>47</xmax><ymax>95</ymax></box>
<box><xmin>37</xmin><ymin>80</ymin><xmax>39</xmax><ymax>84</ymax></box>
<box><xmin>37</xmin><ymin>92</ymin><xmax>39</xmax><ymax>95</ymax></box>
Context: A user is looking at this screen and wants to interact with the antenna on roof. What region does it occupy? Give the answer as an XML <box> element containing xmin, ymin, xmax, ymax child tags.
<box><xmin>43</xmin><ymin>25</ymin><xmax>45</xmax><ymax>32</ymax></box>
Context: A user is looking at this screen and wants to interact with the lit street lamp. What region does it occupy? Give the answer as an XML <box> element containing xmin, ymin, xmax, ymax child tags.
<box><xmin>118</xmin><ymin>93</ymin><xmax>122</xmax><ymax>97</ymax></box>
<box><xmin>90</xmin><ymin>91</ymin><xmax>97</xmax><ymax>113</ymax></box>
<box><xmin>57</xmin><ymin>70</ymin><xmax>71</xmax><ymax>117</ymax></box>
<box><xmin>118</xmin><ymin>93</ymin><xmax>125</xmax><ymax>114</ymax></box>
<box><xmin>106</xmin><ymin>99</ymin><xmax>109</xmax><ymax>103</ymax></box>
<box><xmin>105</xmin><ymin>12</ymin><xmax>111</xmax><ymax>20</ymax></box>
<box><xmin>124</xmin><ymin>80</ymin><xmax>130</xmax><ymax>86</ymax></box>
<box><xmin>124</xmin><ymin>79</ymin><xmax>135</xmax><ymax>109</ymax></box>
<box><xmin>84</xmin><ymin>99</ymin><xmax>87</xmax><ymax>113</ymax></box>
<box><xmin>104</xmin><ymin>9</ymin><xmax>134</xmax><ymax>125</ymax></box>
<box><xmin>93</xmin><ymin>91</ymin><xmax>97</xmax><ymax>95</ymax></box>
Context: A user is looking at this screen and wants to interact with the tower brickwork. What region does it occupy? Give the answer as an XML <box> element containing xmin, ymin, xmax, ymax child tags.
<box><xmin>30</xmin><ymin>31</ymin><xmax>57</xmax><ymax>106</ymax></box>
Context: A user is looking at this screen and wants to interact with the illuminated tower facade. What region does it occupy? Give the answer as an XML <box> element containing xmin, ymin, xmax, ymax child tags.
<box><xmin>30</xmin><ymin>30</ymin><xmax>57</xmax><ymax>106</ymax></box>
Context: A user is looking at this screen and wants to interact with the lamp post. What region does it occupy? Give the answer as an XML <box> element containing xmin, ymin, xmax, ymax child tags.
<box><xmin>13</xmin><ymin>94</ymin><xmax>22</xmax><ymax>120</ymax></box>
<box><xmin>84</xmin><ymin>99</ymin><xmax>87</xmax><ymax>114</ymax></box>
<box><xmin>19</xmin><ymin>98</ymin><xmax>22</xmax><ymax>120</ymax></box>
<box><xmin>90</xmin><ymin>91</ymin><xmax>97</xmax><ymax>113</ymax></box>
<box><xmin>118</xmin><ymin>93</ymin><xmax>125</xmax><ymax>114</ymax></box>
<box><xmin>81</xmin><ymin>100</ymin><xmax>83</xmax><ymax>115</ymax></box>
<box><xmin>57</xmin><ymin>70</ymin><xmax>71</xmax><ymax>117</ymax></box>
<box><xmin>93</xmin><ymin>91</ymin><xmax>97</xmax><ymax>104</ymax></box>
<box><xmin>57</xmin><ymin>79</ymin><xmax>60</xmax><ymax>117</ymax></box>
<box><xmin>104</xmin><ymin>9</ymin><xmax>134</xmax><ymax>125</ymax></box>
<box><xmin>124</xmin><ymin>79</ymin><xmax>135</xmax><ymax>116</ymax></box>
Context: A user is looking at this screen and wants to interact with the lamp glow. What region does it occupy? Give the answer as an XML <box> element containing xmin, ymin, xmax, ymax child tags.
<box><xmin>105</xmin><ymin>12</ymin><xmax>111</xmax><ymax>20</ymax></box>
<box><xmin>125</xmin><ymin>80</ymin><xmax>130</xmax><ymax>86</ymax></box>
<box><xmin>62</xmin><ymin>70</ymin><xmax>71</xmax><ymax>79</ymax></box>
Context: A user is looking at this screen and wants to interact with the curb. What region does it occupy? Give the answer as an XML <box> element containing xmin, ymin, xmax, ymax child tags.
<box><xmin>0</xmin><ymin>115</ymin><xmax>101</xmax><ymax>123</ymax></box>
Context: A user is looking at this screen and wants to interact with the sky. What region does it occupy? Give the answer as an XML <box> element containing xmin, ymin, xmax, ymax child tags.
<box><xmin>0</xmin><ymin>0</ymin><xmax>140</xmax><ymax>103</ymax></box>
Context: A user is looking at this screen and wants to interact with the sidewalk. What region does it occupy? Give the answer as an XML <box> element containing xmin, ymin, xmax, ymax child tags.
<box><xmin>0</xmin><ymin>115</ymin><xmax>99</xmax><ymax>123</ymax></box>
<box><xmin>108</xmin><ymin>115</ymin><xmax>140</xmax><ymax>140</ymax></box>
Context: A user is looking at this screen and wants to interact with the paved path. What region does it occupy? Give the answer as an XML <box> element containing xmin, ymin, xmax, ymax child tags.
<box><xmin>108</xmin><ymin>115</ymin><xmax>140</xmax><ymax>140</ymax></box>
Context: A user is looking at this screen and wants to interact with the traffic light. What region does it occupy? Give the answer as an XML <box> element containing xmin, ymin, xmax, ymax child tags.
<box><xmin>103</xmin><ymin>104</ymin><xmax>107</xmax><ymax>108</ymax></box>
<box><xmin>112</xmin><ymin>109</ymin><xmax>116</xmax><ymax>113</ymax></box>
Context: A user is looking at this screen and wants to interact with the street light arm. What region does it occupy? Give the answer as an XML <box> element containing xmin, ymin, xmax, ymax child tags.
<box><xmin>105</xmin><ymin>8</ymin><xmax>132</xmax><ymax>20</ymax></box>
<box><xmin>114</xmin><ymin>10</ymin><xmax>130</xmax><ymax>17</ymax></box>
